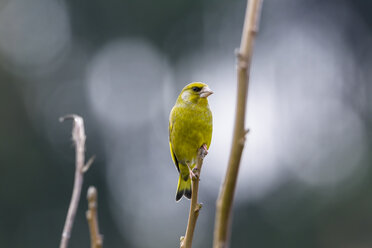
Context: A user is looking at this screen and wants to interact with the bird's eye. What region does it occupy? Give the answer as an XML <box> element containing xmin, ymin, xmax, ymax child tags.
<box><xmin>192</xmin><ymin>87</ymin><xmax>201</xmax><ymax>92</ymax></box>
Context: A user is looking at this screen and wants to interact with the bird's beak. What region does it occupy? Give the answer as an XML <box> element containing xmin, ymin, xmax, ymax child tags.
<box><xmin>200</xmin><ymin>86</ymin><xmax>213</xmax><ymax>98</ymax></box>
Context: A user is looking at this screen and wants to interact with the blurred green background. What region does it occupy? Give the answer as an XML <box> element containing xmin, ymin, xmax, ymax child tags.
<box><xmin>0</xmin><ymin>0</ymin><xmax>372</xmax><ymax>247</ymax></box>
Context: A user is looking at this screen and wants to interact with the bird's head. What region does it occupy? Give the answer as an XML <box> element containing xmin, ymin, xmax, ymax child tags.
<box><xmin>177</xmin><ymin>82</ymin><xmax>213</xmax><ymax>104</ymax></box>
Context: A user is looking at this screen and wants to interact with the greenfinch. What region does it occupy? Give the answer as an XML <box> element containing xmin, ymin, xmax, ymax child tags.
<box><xmin>169</xmin><ymin>82</ymin><xmax>213</xmax><ymax>201</ymax></box>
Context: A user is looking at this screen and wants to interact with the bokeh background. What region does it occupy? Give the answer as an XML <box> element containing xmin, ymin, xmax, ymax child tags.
<box><xmin>1</xmin><ymin>0</ymin><xmax>372</xmax><ymax>247</ymax></box>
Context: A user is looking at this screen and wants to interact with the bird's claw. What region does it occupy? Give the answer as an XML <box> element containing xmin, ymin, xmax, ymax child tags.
<box><xmin>189</xmin><ymin>169</ymin><xmax>196</xmax><ymax>179</ymax></box>
<box><xmin>202</xmin><ymin>144</ymin><xmax>208</xmax><ymax>154</ymax></box>
<box><xmin>198</xmin><ymin>144</ymin><xmax>208</xmax><ymax>158</ymax></box>
<box><xmin>190</xmin><ymin>168</ymin><xmax>199</xmax><ymax>181</ymax></box>
<box><xmin>192</xmin><ymin>167</ymin><xmax>199</xmax><ymax>177</ymax></box>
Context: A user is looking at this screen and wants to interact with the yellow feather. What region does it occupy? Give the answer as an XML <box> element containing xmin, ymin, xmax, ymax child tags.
<box><xmin>169</xmin><ymin>82</ymin><xmax>213</xmax><ymax>201</ymax></box>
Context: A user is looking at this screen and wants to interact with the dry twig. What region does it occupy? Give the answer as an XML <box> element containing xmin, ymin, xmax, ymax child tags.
<box><xmin>86</xmin><ymin>186</ymin><xmax>103</xmax><ymax>248</ymax></box>
<box><xmin>180</xmin><ymin>147</ymin><xmax>208</xmax><ymax>248</ymax></box>
<box><xmin>59</xmin><ymin>114</ymin><xmax>95</xmax><ymax>248</ymax></box>
<box><xmin>213</xmin><ymin>1</ymin><xmax>263</xmax><ymax>247</ymax></box>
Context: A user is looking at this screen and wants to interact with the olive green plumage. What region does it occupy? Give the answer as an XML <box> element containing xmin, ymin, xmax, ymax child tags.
<box><xmin>169</xmin><ymin>82</ymin><xmax>213</xmax><ymax>201</ymax></box>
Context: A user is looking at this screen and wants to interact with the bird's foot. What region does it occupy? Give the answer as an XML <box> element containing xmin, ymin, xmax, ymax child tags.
<box><xmin>189</xmin><ymin>167</ymin><xmax>199</xmax><ymax>181</ymax></box>
<box><xmin>186</xmin><ymin>163</ymin><xmax>198</xmax><ymax>180</ymax></box>
<box><xmin>198</xmin><ymin>144</ymin><xmax>208</xmax><ymax>159</ymax></box>
<box><xmin>189</xmin><ymin>168</ymin><xmax>197</xmax><ymax>180</ymax></box>
<box><xmin>202</xmin><ymin>144</ymin><xmax>208</xmax><ymax>154</ymax></box>
<box><xmin>192</xmin><ymin>167</ymin><xmax>200</xmax><ymax>179</ymax></box>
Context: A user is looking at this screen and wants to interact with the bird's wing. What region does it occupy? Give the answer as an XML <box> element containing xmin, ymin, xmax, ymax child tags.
<box><xmin>169</xmin><ymin>112</ymin><xmax>180</xmax><ymax>172</ymax></box>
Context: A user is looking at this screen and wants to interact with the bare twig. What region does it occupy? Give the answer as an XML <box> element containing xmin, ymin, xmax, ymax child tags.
<box><xmin>86</xmin><ymin>186</ymin><xmax>103</xmax><ymax>248</ymax></box>
<box><xmin>180</xmin><ymin>147</ymin><xmax>208</xmax><ymax>248</ymax></box>
<box><xmin>83</xmin><ymin>156</ymin><xmax>96</xmax><ymax>173</ymax></box>
<box><xmin>213</xmin><ymin>1</ymin><xmax>263</xmax><ymax>248</ymax></box>
<box><xmin>59</xmin><ymin>114</ymin><xmax>93</xmax><ymax>248</ymax></box>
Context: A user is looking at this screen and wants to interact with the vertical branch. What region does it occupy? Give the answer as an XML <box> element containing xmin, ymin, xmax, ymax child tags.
<box><xmin>86</xmin><ymin>186</ymin><xmax>103</xmax><ymax>248</ymax></box>
<box><xmin>180</xmin><ymin>147</ymin><xmax>208</xmax><ymax>248</ymax></box>
<box><xmin>59</xmin><ymin>114</ymin><xmax>94</xmax><ymax>248</ymax></box>
<box><xmin>213</xmin><ymin>1</ymin><xmax>263</xmax><ymax>248</ymax></box>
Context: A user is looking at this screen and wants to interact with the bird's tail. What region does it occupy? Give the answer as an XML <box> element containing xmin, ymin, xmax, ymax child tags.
<box><xmin>176</xmin><ymin>174</ymin><xmax>192</xmax><ymax>201</ymax></box>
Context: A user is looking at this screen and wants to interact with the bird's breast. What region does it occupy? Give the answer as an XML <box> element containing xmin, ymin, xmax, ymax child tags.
<box><xmin>171</xmin><ymin>104</ymin><xmax>212</xmax><ymax>165</ymax></box>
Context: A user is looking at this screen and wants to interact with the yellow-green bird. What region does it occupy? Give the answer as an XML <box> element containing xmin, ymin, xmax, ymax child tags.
<box><xmin>169</xmin><ymin>82</ymin><xmax>213</xmax><ymax>201</ymax></box>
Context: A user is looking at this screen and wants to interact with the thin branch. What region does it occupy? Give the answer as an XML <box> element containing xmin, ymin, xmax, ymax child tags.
<box><xmin>83</xmin><ymin>155</ymin><xmax>96</xmax><ymax>173</ymax></box>
<box><xmin>213</xmin><ymin>1</ymin><xmax>263</xmax><ymax>248</ymax></box>
<box><xmin>180</xmin><ymin>147</ymin><xmax>208</xmax><ymax>248</ymax></box>
<box><xmin>59</xmin><ymin>114</ymin><xmax>93</xmax><ymax>248</ymax></box>
<box><xmin>86</xmin><ymin>186</ymin><xmax>103</xmax><ymax>248</ymax></box>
